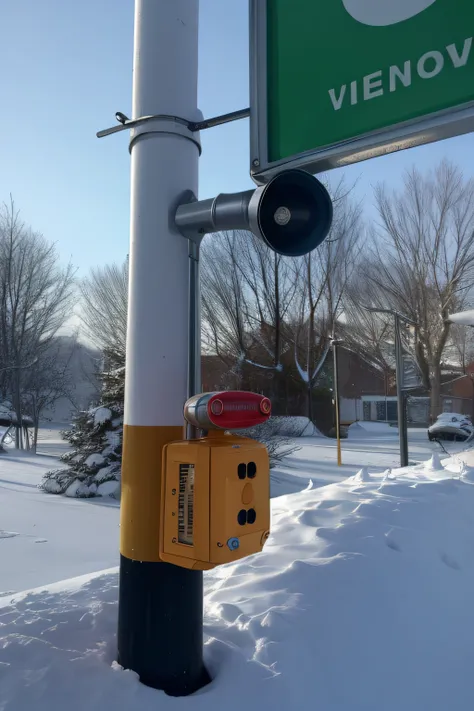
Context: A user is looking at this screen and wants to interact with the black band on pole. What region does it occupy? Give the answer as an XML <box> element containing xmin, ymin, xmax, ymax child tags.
<box><xmin>117</xmin><ymin>555</ymin><xmax>210</xmax><ymax>696</ymax></box>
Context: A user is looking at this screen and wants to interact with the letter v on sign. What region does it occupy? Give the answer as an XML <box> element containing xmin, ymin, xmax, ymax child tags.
<box><xmin>342</xmin><ymin>0</ymin><xmax>437</xmax><ymax>27</ymax></box>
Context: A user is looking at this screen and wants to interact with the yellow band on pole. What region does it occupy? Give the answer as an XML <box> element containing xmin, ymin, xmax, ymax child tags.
<box><xmin>120</xmin><ymin>424</ymin><xmax>184</xmax><ymax>562</ymax></box>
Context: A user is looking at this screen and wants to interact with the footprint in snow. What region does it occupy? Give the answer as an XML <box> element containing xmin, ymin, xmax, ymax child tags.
<box><xmin>385</xmin><ymin>532</ymin><xmax>402</xmax><ymax>552</ymax></box>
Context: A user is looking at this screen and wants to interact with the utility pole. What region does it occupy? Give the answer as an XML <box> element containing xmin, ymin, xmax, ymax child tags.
<box><xmin>394</xmin><ymin>314</ymin><xmax>409</xmax><ymax>467</ymax></box>
<box><xmin>331</xmin><ymin>338</ymin><xmax>342</xmax><ymax>466</ymax></box>
<box><xmin>117</xmin><ymin>0</ymin><xmax>207</xmax><ymax>696</ymax></box>
<box><xmin>361</xmin><ymin>306</ymin><xmax>416</xmax><ymax>468</ymax></box>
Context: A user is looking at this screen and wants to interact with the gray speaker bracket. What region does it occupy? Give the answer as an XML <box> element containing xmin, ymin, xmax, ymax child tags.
<box><xmin>175</xmin><ymin>188</ymin><xmax>262</xmax><ymax>244</ymax></box>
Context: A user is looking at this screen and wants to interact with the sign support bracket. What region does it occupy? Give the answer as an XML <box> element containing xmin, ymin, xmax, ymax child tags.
<box><xmin>97</xmin><ymin>108</ymin><xmax>250</xmax><ymax>139</ymax></box>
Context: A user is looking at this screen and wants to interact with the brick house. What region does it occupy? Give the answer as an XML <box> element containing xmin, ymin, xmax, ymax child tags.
<box><xmin>201</xmin><ymin>349</ymin><xmax>472</xmax><ymax>428</ymax></box>
<box><xmin>202</xmin><ymin>348</ymin><xmax>392</xmax><ymax>430</ymax></box>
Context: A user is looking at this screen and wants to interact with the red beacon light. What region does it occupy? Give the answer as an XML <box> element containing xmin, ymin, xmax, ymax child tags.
<box><xmin>184</xmin><ymin>391</ymin><xmax>272</xmax><ymax>431</ymax></box>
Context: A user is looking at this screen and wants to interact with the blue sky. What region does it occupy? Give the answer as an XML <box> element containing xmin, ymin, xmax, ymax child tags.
<box><xmin>1</xmin><ymin>0</ymin><xmax>474</xmax><ymax>278</ymax></box>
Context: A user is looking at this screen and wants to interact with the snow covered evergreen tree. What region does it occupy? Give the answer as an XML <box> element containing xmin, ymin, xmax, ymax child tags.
<box><xmin>40</xmin><ymin>348</ymin><xmax>124</xmax><ymax>498</ymax></box>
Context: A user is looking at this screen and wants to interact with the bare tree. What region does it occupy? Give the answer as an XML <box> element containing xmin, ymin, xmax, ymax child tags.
<box><xmin>201</xmin><ymin>230</ymin><xmax>301</xmax><ymax>404</ymax></box>
<box><xmin>293</xmin><ymin>180</ymin><xmax>363</xmax><ymax>420</ymax></box>
<box><xmin>360</xmin><ymin>161</ymin><xmax>474</xmax><ymax>419</ymax></box>
<box><xmin>235</xmin><ymin>232</ymin><xmax>300</xmax><ymax>377</ymax></box>
<box><xmin>21</xmin><ymin>335</ymin><xmax>78</xmax><ymax>452</ymax></box>
<box><xmin>201</xmin><ymin>232</ymin><xmax>251</xmax><ymax>386</ymax></box>
<box><xmin>201</xmin><ymin>181</ymin><xmax>362</xmax><ymax>419</ymax></box>
<box><xmin>80</xmin><ymin>259</ymin><xmax>128</xmax><ymax>360</ymax></box>
<box><xmin>0</xmin><ymin>198</ymin><xmax>76</xmax><ymax>447</ymax></box>
<box><xmin>341</xmin><ymin>278</ymin><xmax>395</xmax><ymax>398</ymax></box>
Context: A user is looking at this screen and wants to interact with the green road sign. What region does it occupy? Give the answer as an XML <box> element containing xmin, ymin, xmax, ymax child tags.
<box><xmin>250</xmin><ymin>0</ymin><xmax>474</xmax><ymax>182</ymax></box>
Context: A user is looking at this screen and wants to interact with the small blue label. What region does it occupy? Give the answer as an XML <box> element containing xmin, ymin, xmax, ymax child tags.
<box><xmin>227</xmin><ymin>537</ymin><xmax>240</xmax><ymax>551</ymax></box>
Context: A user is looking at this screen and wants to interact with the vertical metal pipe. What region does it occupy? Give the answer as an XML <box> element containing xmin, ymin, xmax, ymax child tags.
<box><xmin>395</xmin><ymin>314</ymin><xmax>409</xmax><ymax>467</ymax></box>
<box><xmin>187</xmin><ymin>239</ymin><xmax>201</xmax><ymax>440</ymax></box>
<box><xmin>333</xmin><ymin>340</ymin><xmax>342</xmax><ymax>466</ymax></box>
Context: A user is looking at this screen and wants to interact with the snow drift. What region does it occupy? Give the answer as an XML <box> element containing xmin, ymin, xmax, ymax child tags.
<box><xmin>270</xmin><ymin>415</ymin><xmax>322</xmax><ymax>437</ymax></box>
<box><xmin>348</xmin><ymin>420</ymin><xmax>396</xmax><ymax>437</ymax></box>
<box><xmin>2</xmin><ymin>451</ymin><xmax>474</xmax><ymax>710</ymax></box>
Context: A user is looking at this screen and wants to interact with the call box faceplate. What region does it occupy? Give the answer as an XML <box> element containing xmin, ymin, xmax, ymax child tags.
<box><xmin>209</xmin><ymin>440</ymin><xmax>270</xmax><ymax>565</ymax></box>
<box><xmin>160</xmin><ymin>433</ymin><xmax>270</xmax><ymax>570</ymax></box>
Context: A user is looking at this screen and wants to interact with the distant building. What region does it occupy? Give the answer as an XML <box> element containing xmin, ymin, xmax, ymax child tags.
<box><xmin>337</xmin><ymin>347</ymin><xmax>470</xmax><ymax>426</ymax></box>
<box><xmin>438</xmin><ymin>364</ymin><xmax>474</xmax><ymax>419</ymax></box>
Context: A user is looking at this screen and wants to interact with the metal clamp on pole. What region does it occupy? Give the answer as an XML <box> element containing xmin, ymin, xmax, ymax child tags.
<box><xmin>175</xmin><ymin>168</ymin><xmax>334</xmax><ymax>257</ymax></box>
<box><xmin>97</xmin><ymin>108</ymin><xmax>250</xmax><ymax>140</ymax></box>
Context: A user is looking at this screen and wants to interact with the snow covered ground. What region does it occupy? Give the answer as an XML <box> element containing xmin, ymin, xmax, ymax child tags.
<box><xmin>2</xmin><ymin>426</ymin><xmax>474</xmax><ymax>709</ymax></box>
<box><xmin>0</xmin><ymin>451</ymin><xmax>119</xmax><ymax>593</ymax></box>
<box><xmin>271</xmin><ymin>425</ymin><xmax>443</xmax><ymax>495</ymax></box>
<box><xmin>2</xmin><ymin>444</ymin><xmax>474</xmax><ymax>710</ymax></box>
<box><xmin>0</xmin><ymin>427</ymin><xmax>460</xmax><ymax>591</ymax></box>
<box><xmin>36</xmin><ymin>423</ymin><xmax>71</xmax><ymax>458</ymax></box>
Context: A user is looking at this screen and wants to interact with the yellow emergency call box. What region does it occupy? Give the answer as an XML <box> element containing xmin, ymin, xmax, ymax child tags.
<box><xmin>159</xmin><ymin>391</ymin><xmax>272</xmax><ymax>570</ymax></box>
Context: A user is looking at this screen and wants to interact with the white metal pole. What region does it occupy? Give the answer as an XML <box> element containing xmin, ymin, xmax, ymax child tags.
<box><xmin>117</xmin><ymin>0</ymin><xmax>207</xmax><ymax>696</ymax></box>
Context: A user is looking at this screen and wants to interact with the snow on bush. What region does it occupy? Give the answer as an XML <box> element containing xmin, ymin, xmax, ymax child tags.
<box><xmin>40</xmin><ymin>407</ymin><xmax>122</xmax><ymax>499</ymax></box>
<box><xmin>97</xmin><ymin>480</ymin><xmax>121</xmax><ymax>498</ymax></box>
<box><xmin>5</xmin><ymin>453</ymin><xmax>474</xmax><ymax>710</ymax></box>
<box><xmin>41</xmin><ymin>477</ymin><xmax>62</xmax><ymax>494</ymax></box>
<box><xmin>65</xmin><ymin>479</ymin><xmax>94</xmax><ymax>498</ymax></box>
<box><xmin>234</xmin><ymin>417</ymin><xmax>304</xmax><ymax>467</ymax></box>
<box><xmin>348</xmin><ymin>421</ymin><xmax>396</xmax><ymax>437</ymax></box>
<box><xmin>40</xmin><ymin>351</ymin><xmax>123</xmax><ymax>498</ymax></box>
<box><xmin>93</xmin><ymin>465</ymin><xmax>116</xmax><ymax>484</ymax></box>
<box><xmin>231</xmin><ymin>417</ymin><xmax>321</xmax><ymax>468</ymax></box>
<box><xmin>93</xmin><ymin>407</ymin><xmax>112</xmax><ymax>426</ymax></box>
<box><xmin>85</xmin><ymin>453</ymin><xmax>105</xmax><ymax>469</ymax></box>
<box><xmin>270</xmin><ymin>415</ymin><xmax>323</xmax><ymax>437</ymax></box>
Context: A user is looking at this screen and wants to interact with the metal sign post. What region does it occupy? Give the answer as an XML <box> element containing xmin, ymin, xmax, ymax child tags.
<box><xmin>394</xmin><ymin>315</ymin><xmax>409</xmax><ymax>467</ymax></box>
<box><xmin>401</xmin><ymin>354</ymin><xmax>423</xmax><ymax>391</ymax></box>
<box><xmin>331</xmin><ymin>338</ymin><xmax>343</xmax><ymax>466</ymax></box>
<box><xmin>362</xmin><ymin>306</ymin><xmax>417</xmax><ymax>468</ymax></box>
<box><xmin>250</xmin><ymin>0</ymin><xmax>474</xmax><ymax>182</ymax></box>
